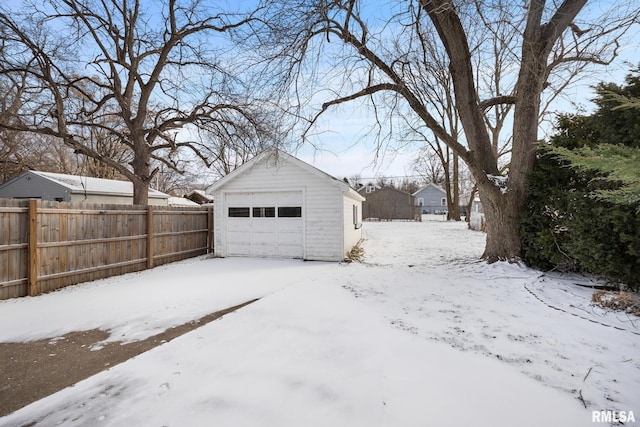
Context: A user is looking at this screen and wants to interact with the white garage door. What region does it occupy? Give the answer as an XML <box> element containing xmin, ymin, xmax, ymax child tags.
<box><xmin>225</xmin><ymin>191</ymin><xmax>303</xmax><ymax>258</ymax></box>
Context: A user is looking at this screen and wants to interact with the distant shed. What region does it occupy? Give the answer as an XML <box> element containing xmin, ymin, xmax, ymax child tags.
<box><xmin>357</xmin><ymin>185</ymin><xmax>416</xmax><ymax>220</ymax></box>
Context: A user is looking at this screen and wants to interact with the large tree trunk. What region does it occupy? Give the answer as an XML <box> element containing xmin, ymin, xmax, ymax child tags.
<box><xmin>478</xmin><ymin>184</ymin><xmax>525</xmax><ymax>262</ymax></box>
<box><xmin>131</xmin><ymin>176</ymin><xmax>149</xmax><ymax>206</ymax></box>
<box><xmin>131</xmin><ymin>137</ymin><xmax>152</xmax><ymax>205</ymax></box>
<box><xmin>479</xmin><ymin>1</ymin><xmax>555</xmax><ymax>261</ymax></box>
<box><xmin>419</xmin><ymin>0</ymin><xmax>588</xmax><ymax>261</ymax></box>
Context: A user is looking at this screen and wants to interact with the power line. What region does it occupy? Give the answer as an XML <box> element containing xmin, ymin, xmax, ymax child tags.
<box><xmin>343</xmin><ymin>174</ymin><xmax>429</xmax><ymax>180</ymax></box>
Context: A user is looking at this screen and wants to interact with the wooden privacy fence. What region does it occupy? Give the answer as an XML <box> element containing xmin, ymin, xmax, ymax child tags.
<box><xmin>0</xmin><ymin>199</ymin><xmax>213</xmax><ymax>300</ymax></box>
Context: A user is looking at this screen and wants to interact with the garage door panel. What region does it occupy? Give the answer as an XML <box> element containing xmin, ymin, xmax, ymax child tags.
<box><xmin>277</xmin><ymin>192</ymin><xmax>302</xmax><ymax>204</ymax></box>
<box><xmin>227</xmin><ymin>242</ymin><xmax>250</xmax><ymax>255</ymax></box>
<box><xmin>227</xmin><ymin>219</ymin><xmax>251</xmax><ymax>246</ymax></box>
<box><xmin>277</xmin><ymin>245</ymin><xmax>302</xmax><ymax>258</ymax></box>
<box><xmin>252</xmin><ymin>219</ymin><xmax>277</xmax><ymax>232</ymax></box>
<box><xmin>250</xmin><ymin>244</ymin><xmax>277</xmax><ymax>257</ymax></box>
<box><xmin>277</xmin><ymin>219</ymin><xmax>302</xmax><ymax>232</ymax></box>
<box><xmin>252</xmin><ymin>232</ymin><xmax>277</xmax><ymax>244</ymax></box>
<box><xmin>251</xmin><ymin>192</ymin><xmax>277</xmax><ymax>205</ymax></box>
<box><xmin>225</xmin><ymin>192</ymin><xmax>303</xmax><ymax>259</ymax></box>
<box><xmin>227</xmin><ymin>219</ymin><xmax>249</xmax><ymax>231</ymax></box>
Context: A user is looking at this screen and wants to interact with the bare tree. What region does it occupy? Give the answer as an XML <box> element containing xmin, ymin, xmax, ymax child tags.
<box><xmin>396</xmin><ymin>177</ymin><xmax>421</xmax><ymax>195</ymax></box>
<box><xmin>413</xmin><ymin>147</ymin><xmax>445</xmax><ymax>186</ymax></box>
<box><xmin>0</xmin><ymin>73</ymin><xmax>27</xmax><ymax>181</ymax></box>
<box><xmin>150</xmin><ymin>163</ymin><xmax>195</xmax><ymax>196</ymax></box>
<box><xmin>396</xmin><ymin>18</ymin><xmax>464</xmax><ymax>221</ymax></box>
<box><xmin>0</xmin><ymin>72</ymin><xmax>89</xmax><ymax>180</ymax></box>
<box><xmin>253</xmin><ymin>0</ymin><xmax>639</xmax><ymax>261</ymax></box>
<box><xmin>201</xmin><ymin>106</ymin><xmax>287</xmax><ymax>178</ymax></box>
<box><xmin>345</xmin><ymin>173</ymin><xmax>363</xmax><ymax>189</ymax></box>
<box><xmin>0</xmin><ymin>0</ymin><xmax>270</xmax><ymax>204</ymax></box>
<box><xmin>375</xmin><ymin>176</ymin><xmax>393</xmax><ymax>189</ymax></box>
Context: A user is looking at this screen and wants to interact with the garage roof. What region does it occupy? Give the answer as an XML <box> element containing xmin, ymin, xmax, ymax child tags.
<box><xmin>206</xmin><ymin>148</ymin><xmax>364</xmax><ymax>202</ymax></box>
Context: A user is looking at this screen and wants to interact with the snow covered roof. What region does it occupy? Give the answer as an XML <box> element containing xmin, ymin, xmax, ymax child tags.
<box><xmin>30</xmin><ymin>171</ymin><xmax>169</xmax><ymax>199</ymax></box>
<box><xmin>187</xmin><ymin>189</ymin><xmax>214</xmax><ymax>202</ymax></box>
<box><xmin>206</xmin><ymin>148</ymin><xmax>365</xmax><ymax>202</ymax></box>
<box><xmin>168</xmin><ymin>196</ymin><xmax>201</xmax><ymax>207</ymax></box>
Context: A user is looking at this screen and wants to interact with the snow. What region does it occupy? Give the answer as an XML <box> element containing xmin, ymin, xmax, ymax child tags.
<box><xmin>168</xmin><ymin>196</ymin><xmax>200</xmax><ymax>207</ymax></box>
<box><xmin>0</xmin><ymin>258</ymin><xmax>321</xmax><ymax>344</ymax></box>
<box><xmin>1</xmin><ymin>221</ymin><xmax>638</xmax><ymax>426</ymax></box>
<box><xmin>487</xmin><ymin>174</ymin><xmax>509</xmax><ymax>194</ymax></box>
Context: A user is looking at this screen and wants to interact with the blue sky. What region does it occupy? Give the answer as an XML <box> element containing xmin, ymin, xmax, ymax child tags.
<box><xmin>294</xmin><ymin>61</ymin><xmax>640</xmax><ymax>178</ymax></box>
<box><xmin>295</xmin><ymin>51</ymin><xmax>639</xmax><ymax>181</ymax></box>
<box><xmin>3</xmin><ymin>0</ymin><xmax>638</xmax><ymax>182</ymax></box>
<box><xmin>290</xmin><ymin>0</ymin><xmax>640</xmax><ymax>181</ymax></box>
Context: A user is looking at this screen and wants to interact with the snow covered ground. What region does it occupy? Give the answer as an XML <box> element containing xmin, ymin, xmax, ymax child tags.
<box><xmin>0</xmin><ymin>220</ymin><xmax>638</xmax><ymax>426</ymax></box>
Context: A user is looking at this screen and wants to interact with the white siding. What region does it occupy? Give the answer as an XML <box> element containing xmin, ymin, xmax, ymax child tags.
<box><xmin>212</xmin><ymin>156</ymin><xmax>348</xmax><ymax>261</ymax></box>
<box><xmin>343</xmin><ymin>194</ymin><xmax>363</xmax><ymax>257</ymax></box>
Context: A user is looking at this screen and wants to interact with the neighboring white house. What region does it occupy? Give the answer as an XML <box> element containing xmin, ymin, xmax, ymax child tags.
<box><xmin>206</xmin><ymin>148</ymin><xmax>364</xmax><ymax>261</ymax></box>
<box><xmin>0</xmin><ymin>171</ymin><xmax>170</xmax><ymax>205</ymax></box>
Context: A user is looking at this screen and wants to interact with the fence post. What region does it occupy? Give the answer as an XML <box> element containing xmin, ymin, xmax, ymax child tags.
<box><xmin>28</xmin><ymin>199</ymin><xmax>38</xmax><ymax>296</ymax></box>
<box><xmin>147</xmin><ymin>205</ymin><xmax>154</xmax><ymax>269</ymax></box>
<box><xmin>207</xmin><ymin>206</ymin><xmax>214</xmax><ymax>253</ymax></box>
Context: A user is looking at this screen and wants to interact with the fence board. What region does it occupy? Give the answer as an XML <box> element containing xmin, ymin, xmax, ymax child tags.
<box><xmin>0</xmin><ymin>200</ymin><xmax>29</xmax><ymax>299</ymax></box>
<box><xmin>0</xmin><ymin>199</ymin><xmax>212</xmax><ymax>299</ymax></box>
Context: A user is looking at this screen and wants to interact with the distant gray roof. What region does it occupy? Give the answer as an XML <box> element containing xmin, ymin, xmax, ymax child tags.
<box><xmin>412</xmin><ymin>183</ymin><xmax>446</xmax><ymax>196</ymax></box>
<box><xmin>31</xmin><ymin>171</ymin><xmax>169</xmax><ymax>199</ymax></box>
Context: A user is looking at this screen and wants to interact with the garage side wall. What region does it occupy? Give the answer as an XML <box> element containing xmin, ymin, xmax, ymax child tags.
<box><xmin>212</xmin><ymin>158</ymin><xmax>346</xmax><ymax>261</ymax></box>
<box><xmin>305</xmin><ymin>187</ymin><xmax>344</xmax><ymax>261</ymax></box>
<box><xmin>343</xmin><ymin>195</ymin><xmax>363</xmax><ymax>258</ymax></box>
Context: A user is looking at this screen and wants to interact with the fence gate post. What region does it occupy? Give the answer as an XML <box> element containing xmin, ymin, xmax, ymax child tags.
<box><xmin>207</xmin><ymin>206</ymin><xmax>214</xmax><ymax>253</ymax></box>
<box><xmin>147</xmin><ymin>205</ymin><xmax>154</xmax><ymax>269</ymax></box>
<box><xmin>28</xmin><ymin>199</ymin><xmax>38</xmax><ymax>296</ymax></box>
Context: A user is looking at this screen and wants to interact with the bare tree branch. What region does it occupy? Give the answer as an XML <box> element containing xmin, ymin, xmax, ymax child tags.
<box><xmin>479</xmin><ymin>95</ymin><xmax>516</xmax><ymax>110</ymax></box>
<box><xmin>0</xmin><ymin>0</ymin><xmax>275</xmax><ymax>203</ymax></box>
<box><xmin>248</xmin><ymin>0</ymin><xmax>639</xmax><ymax>260</ymax></box>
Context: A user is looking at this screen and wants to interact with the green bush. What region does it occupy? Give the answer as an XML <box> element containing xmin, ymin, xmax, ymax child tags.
<box><xmin>521</xmin><ymin>145</ymin><xmax>640</xmax><ymax>290</ymax></box>
<box><xmin>521</xmin><ymin>70</ymin><xmax>640</xmax><ymax>290</ymax></box>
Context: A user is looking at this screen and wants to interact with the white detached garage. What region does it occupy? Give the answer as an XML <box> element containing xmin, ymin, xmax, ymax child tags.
<box><xmin>206</xmin><ymin>149</ymin><xmax>364</xmax><ymax>261</ymax></box>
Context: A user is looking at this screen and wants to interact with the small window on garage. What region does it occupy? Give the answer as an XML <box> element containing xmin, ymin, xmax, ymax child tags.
<box><xmin>278</xmin><ymin>206</ymin><xmax>302</xmax><ymax>217</ymax></box>
<box><xmin>353</xmin><ymin>204</ymin><xmax>361</xmax><ymax>229</ymax></box>
<box><xmin>228</xmin><ymin>207</ymin><xmax>250</xmax><ymax>217</ymax></box>
<box><xmin>253</xmin><ymin>207</ymin><xmax>276</xmax><ymax>217</ymax></box>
